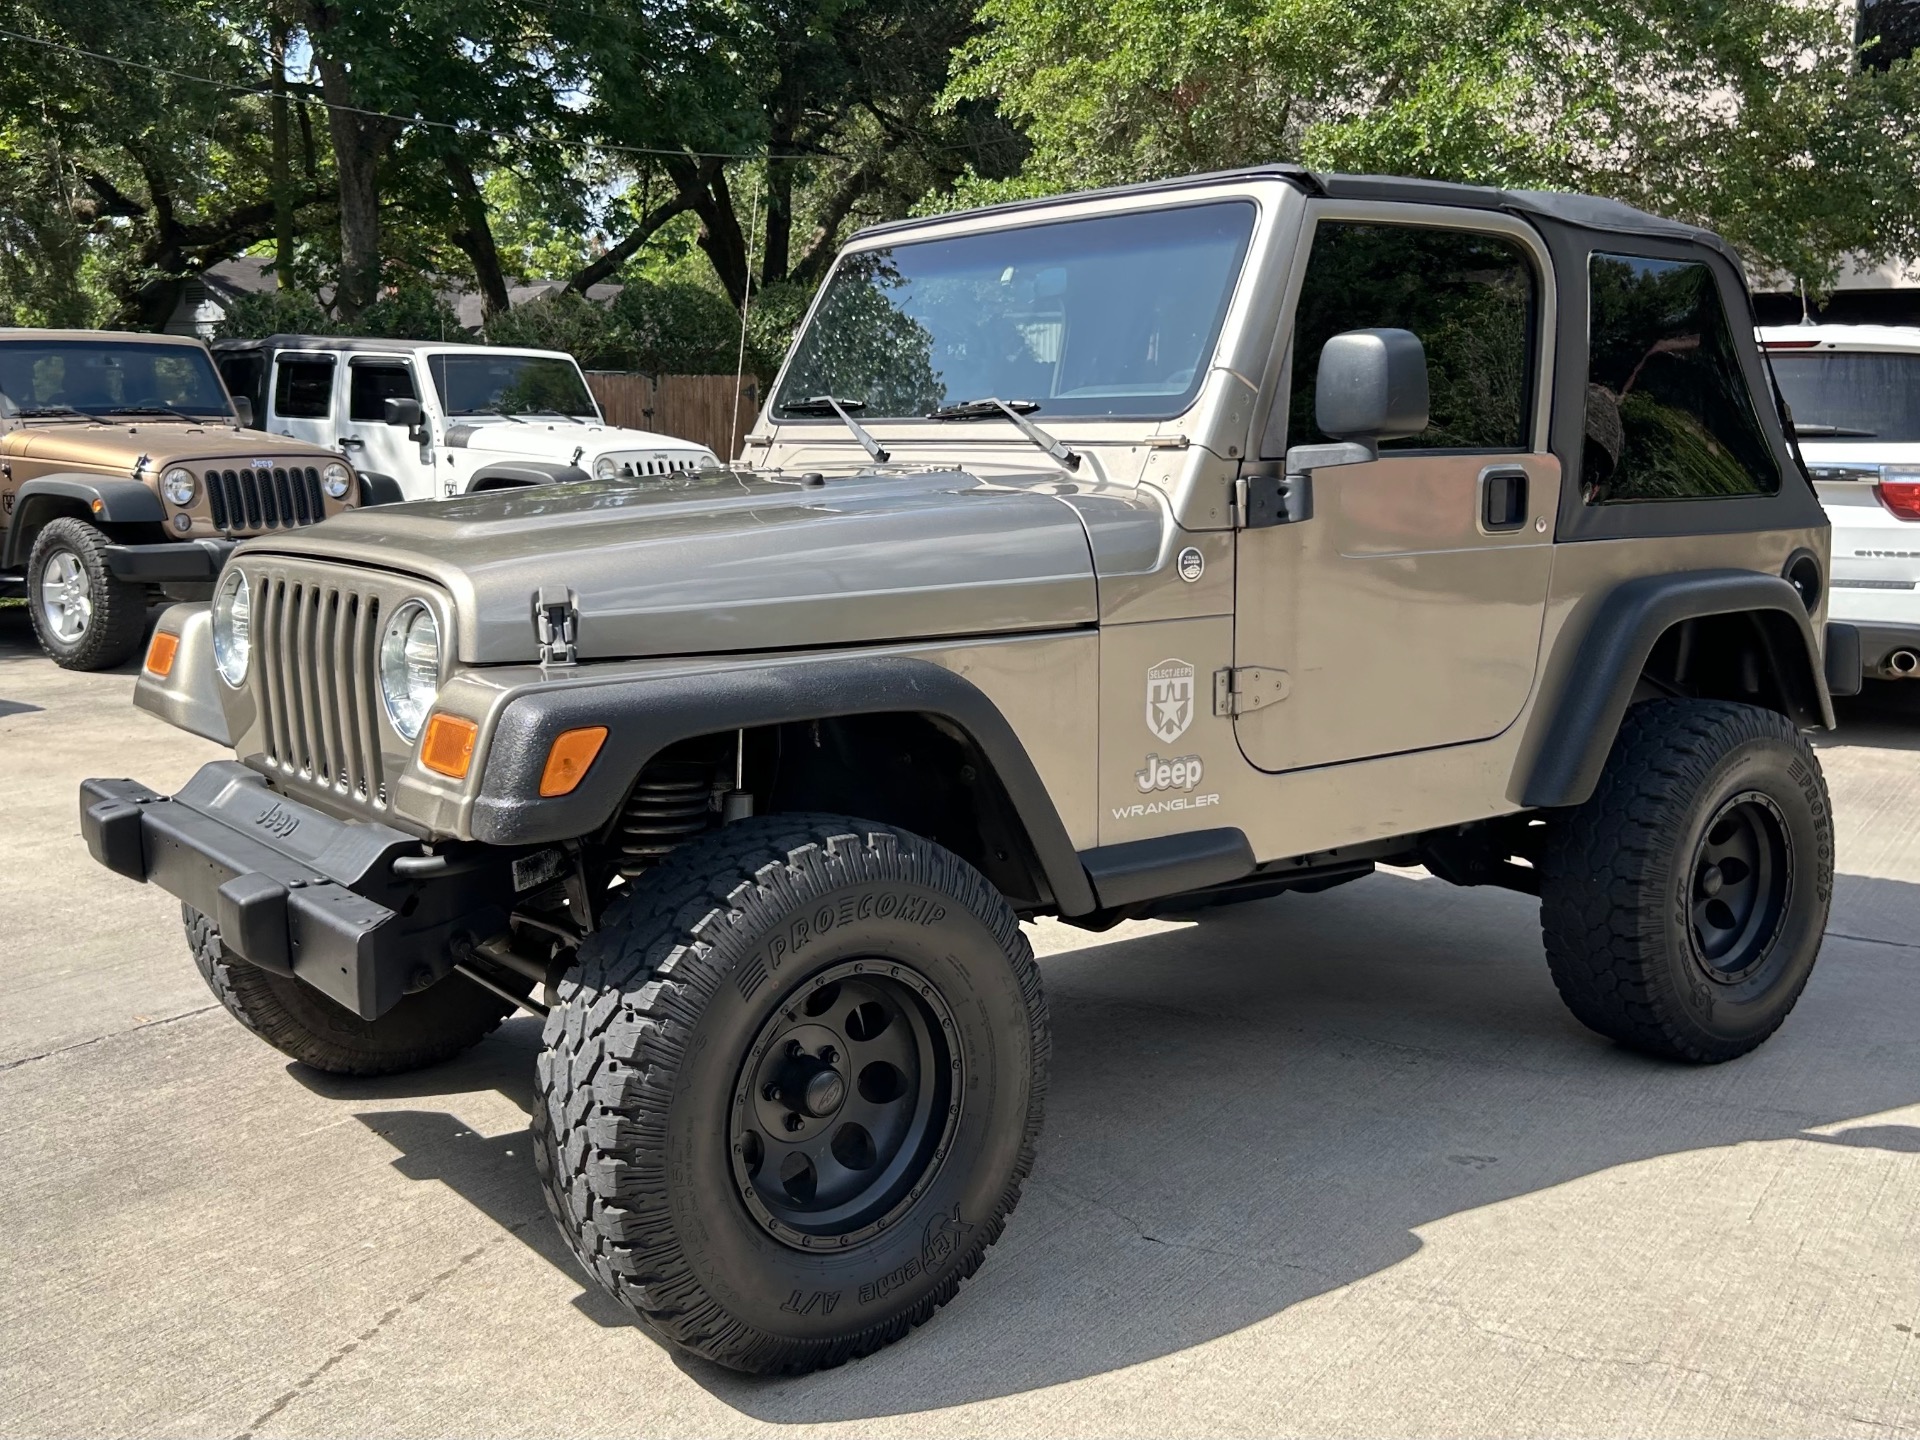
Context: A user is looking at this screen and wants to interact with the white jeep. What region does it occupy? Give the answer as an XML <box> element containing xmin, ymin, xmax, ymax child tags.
<box><xmin>213</xmin><ymin>335</ymin><xmax>720</xmax><ymax>505</ymax></box>
<box><xmin>1759</xmin><ymin>323</ymin><xmax>1920</xmax><ymax>684</ymax></box>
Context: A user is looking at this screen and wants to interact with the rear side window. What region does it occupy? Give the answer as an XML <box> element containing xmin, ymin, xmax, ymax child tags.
<box><xmin>349</xmin><ymin>361</ymin><xmax>416</xmax><ymax>421</ymax></box>
<box><xmin>1284</xmin><ymin>222</ymin><xmax>1537</xmax><ymax>453</ymax></box>
<box><xmin>1582</xmin><ymin>254</ymin><xmax>1778</xmax><ymax>503</ymax></box>
<box><xmin>273</xmin><ymin>355</ymin><xmax>335</xmax><ymax>419</ymax></box>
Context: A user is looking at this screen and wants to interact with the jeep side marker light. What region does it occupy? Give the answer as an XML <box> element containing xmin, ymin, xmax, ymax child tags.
<box><xmin>145</xmin><ymin>631</ymin><xmax>179</xmax><ymax>678</ymax></box>
<box><xmin>420</xmin><ymin>713</ymin><xmax>479</xmax><ymax>779</ymax></box>
<box><xmin>540</xmin><ymin>726</ymin><xmax>608</xmax><ymax>796</ymax></box>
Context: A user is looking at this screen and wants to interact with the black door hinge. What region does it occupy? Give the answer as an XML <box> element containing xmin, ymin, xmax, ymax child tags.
<box><xmin>1235</xmin><ymin>471</ymin><xmax>1313</xmax><ymax>529</ymax></box>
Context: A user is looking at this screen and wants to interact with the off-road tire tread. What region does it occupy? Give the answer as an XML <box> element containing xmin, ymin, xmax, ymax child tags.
<box><xmin>27</xmin><ymin>517</ymin><xmax>148</xmax><ymax>671</ymax></box>
<box><xmin>1539</xmin><ymin>698</ymin><xmax>1830</xmax><ymax>1063</ymax></box>
<box><xmin>532</xmin><ymin>814</ymin><xmax>1048</xmax><ymax>1375</ymax></box>
<box><xmin>185</xmin><ymin>906</ymin><xmax>514</xmax><ymax>1075</ymax></box>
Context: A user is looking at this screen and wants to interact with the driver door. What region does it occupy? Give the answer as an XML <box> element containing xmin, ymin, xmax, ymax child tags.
<box><xmin>341</xmin><ymin>355</ymin><xmax>439</xmax><ymax>500</ymax></box>
<box><xmin>1233</xmin><ymin>206</ymin><xmax>1559</xmax><ymax>773</ymax></box>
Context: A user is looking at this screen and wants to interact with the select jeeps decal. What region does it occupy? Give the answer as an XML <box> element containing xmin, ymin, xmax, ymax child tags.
<box><xmin>1146</xmin><ymin>658</ymin><xmax>1196</xmax><ymax>743</ymax></box>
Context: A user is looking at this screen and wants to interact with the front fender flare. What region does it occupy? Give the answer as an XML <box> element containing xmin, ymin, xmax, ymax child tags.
<box><xmin>466</xmin><ymin>654</ymin><xmax>1098</xmax><ymax>916</ymax></box>
<box><xmin>1516</xmin><ymin>569</ymin><xmax>1833</xmax><ymax>810</ymax></box>
<box><xmin>464</xmin><ymin>460</ymin><xmax>589</xmax><ymax>492</ymax></box>
<box><xmin>5</xmin><ymin>476</ymin><xmax>165</xmax><ymax>566</ymax></box>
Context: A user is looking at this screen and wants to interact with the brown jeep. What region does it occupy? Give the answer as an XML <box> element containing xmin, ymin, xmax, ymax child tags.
<box><xmin>0</xmin><ymin>329</ymin><xmax>359</xmax><ymax>669</ymax></box>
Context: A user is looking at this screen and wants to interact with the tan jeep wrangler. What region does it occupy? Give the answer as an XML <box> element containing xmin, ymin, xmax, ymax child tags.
<box><xmin>83</xmin><ymin>168</ymin><xmax>1849</xmax><ymax>1374</ymax></box>
<box><xmin>0</xmin><ymin>329</ymin><xmax>357</xmax><ymax>668</ymax></box>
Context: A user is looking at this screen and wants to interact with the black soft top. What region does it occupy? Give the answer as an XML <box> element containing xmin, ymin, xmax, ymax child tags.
<box><xmin>854</xmin><ymin>164</ymin><xmax>1730</xmax><ymax>261</ymax></box>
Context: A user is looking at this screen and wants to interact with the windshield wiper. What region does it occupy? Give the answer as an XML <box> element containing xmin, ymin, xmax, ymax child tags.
<box><xmin>453</xmin><ymin>405</ymin><xmax>528</xmax><ymax>423</ymax></box>
<box><xmin>927</xmin><ymin>397</ymin><xmax>1080</xmax><ymax>470</ymax></box>
<box><xmin>108</xmin><ymin>405</ymin><xmax>216</xmax><ymax>422</ymax></box>
<box><xmin>12</xmin><ymin>403</ymin><xmax>111</xmax><ymax>422</ymax></box>
<box><xmin>1792</xmin><ymin>422</ymin><xmax>1877</xmax><ymax>437</ymax></box>
<box><xmin>785</xmin><ymin>394</ymin><xmax>889</xmax><ymax>463</ymax></box>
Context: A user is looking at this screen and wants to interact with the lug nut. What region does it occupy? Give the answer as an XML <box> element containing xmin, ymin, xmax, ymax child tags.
<box><xmin>783</xmin><ymin>1113</ymin><xmax>803</xmax><ymax>1132</ymax></box>
<box><xmin>762</xmin><ymin>1082</ymin><xmax>781</xmax><ymax>1102</ymax></box>
<box><xmin>820</xmin><ymin>1046</ymin><xmax>838</xmax><ymax>1065</ymax></box>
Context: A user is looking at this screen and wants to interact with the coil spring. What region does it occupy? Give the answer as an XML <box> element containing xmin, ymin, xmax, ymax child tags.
<box><xmin>614</xmin><ymin>760</ymin><xmax>716</xmax><ymax>876</ymax></box>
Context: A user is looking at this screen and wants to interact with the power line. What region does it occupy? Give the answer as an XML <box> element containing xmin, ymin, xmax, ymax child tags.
<box><xmin>0</xmin><ymin>25</ymin><xmax>766</xmax><ymax>162</ymax></box>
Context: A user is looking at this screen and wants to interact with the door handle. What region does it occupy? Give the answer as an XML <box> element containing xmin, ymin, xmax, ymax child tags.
<box><xmin>337</xmin><ymin>435</ymin><xmax>365</xmax><ymax>448</ymax></box>
<box><xmin>1479</xmin><ymin>465</ymin><xmax>1529</xmax><ymax>531</ymax></box>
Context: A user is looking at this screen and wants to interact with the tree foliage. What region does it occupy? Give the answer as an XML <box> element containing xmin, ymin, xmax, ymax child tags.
<box><xmin>947</xmin><ymin>0</ymin><xmax>1920</xmax><ymax>290</ymax></box>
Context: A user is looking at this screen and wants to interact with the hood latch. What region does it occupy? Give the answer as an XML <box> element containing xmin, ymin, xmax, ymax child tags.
<box><xmin>535</xmin><ymin>587</ymin><xmax>579</xmax><ymax>667</ymax></box>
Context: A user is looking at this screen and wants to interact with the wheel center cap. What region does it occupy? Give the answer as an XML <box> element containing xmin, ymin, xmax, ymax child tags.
<box><xmin>1700</xmin><ymin>864</ymin><xmax>1725</xmax><ymax>897</ymax></box>
<box><xmin>802</xmin><ymin>1067</ymin><xmax>846</xmax><ymax>1117</ymax></box>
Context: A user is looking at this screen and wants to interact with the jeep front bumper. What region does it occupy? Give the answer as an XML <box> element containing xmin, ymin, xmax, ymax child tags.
<box><xmin>79</xmin><ymin>761</ymin><xmax>513</xmax><ymax>1019</ymax></box>
<box><xmin>102</xmin><ymin>538</ymin><xmax>235</xmax><ymax>584</ymax></box>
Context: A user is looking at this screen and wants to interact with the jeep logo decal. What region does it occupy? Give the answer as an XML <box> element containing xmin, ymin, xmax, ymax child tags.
<box><xmin>253</xmin><ymin>802</ymin><xmax>299</xmax><ymax>838</ymax></box>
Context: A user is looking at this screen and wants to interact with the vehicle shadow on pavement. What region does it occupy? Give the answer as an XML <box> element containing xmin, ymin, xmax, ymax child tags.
<box><xmin>0</xmin><ymin>599</ymin><xmax>157</xmax><ymax>673</ymax></box>
<box><xmin>292</xmin><ymin>859</ymin><xmax>1920</xmax><ymax>1421</ymax></box>
<box><xmin>1824</xmin><ymin>679</ymin><xmax>1920</xmax><ymax>751</ymax></box>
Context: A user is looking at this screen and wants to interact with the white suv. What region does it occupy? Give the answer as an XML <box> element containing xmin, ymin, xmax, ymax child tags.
<box><xmin>1760</xmin><ymin>323</ymin><xmax>1920</xmax><ymax>684</ymax></box>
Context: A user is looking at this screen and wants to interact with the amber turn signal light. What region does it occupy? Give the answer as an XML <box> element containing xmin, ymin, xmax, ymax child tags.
<box><xmin>144</xmin><ymin>631</ymin><xmax>180</xmax><ymax>678</ymax></box>
<box><xmin>540</xmin><ymin>726</ymin><xmax>608</xmax><ymax>797</ymax></box>
<box><xmin>420</xmin><ymin>713</ymin><xmax>479</xmax><ymax>779</ymax></box>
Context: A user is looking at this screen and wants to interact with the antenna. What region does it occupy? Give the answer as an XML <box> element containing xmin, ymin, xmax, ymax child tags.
<box><xmin>730</xmin><ymin>176</ymin><xmax>762</xmax><ymax>463</ymax></box>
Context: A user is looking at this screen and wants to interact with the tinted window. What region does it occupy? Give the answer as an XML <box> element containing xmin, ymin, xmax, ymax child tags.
<box><xmin>773</xmin><ymin>202</ymin><xmax>1257</xmax><ymax>420</ymax></box>
<box><xmin>349</xmin><ymin>361</ymin><xmax>416</xmax><ymax>421</ymax></box>
<box><xmin>0</xmin><ymin>340</ymin><xmax>232</xmax><ymax>417</ymax></box>
<box><xmin>1768</xmin><ymin>351</ymin><xmax>1920</xmax><ymax>442</ymax></box>
<box><xmin>215</xmin><ymin>353</ymin><xmax>265</xmax><ymax>426</ymax></box>
<box><xmin>1583</xmin><ymin>255</ymin><xmax>1777</xmax><ymax>503</ymax></box>
<box><xmin>426</xmin><ymin>354</ymin><xmax>596</xmax><ymax>418</ymax></box>
<box><xmin>274</xmin><ymin>356</ymin><xmax>336</xmax><ymax>419</ymax></box>
<box><xmin>1285</xmin><ymin>223</ymin><xmax>1536</xmax><ymax>452</ymax></box>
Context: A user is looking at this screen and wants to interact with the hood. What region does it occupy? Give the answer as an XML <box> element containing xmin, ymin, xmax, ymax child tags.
<box><xmin>242</xmin><ymin>467</ymin><xmax>1097</xmax><ymax>663</ymax></box>
<box><xmin>448</xmin><ymin>419</ymin><xmax>716</xmax><ymax>465</ymax></box>
<box><xmin>5</xmin><ymin>420</ymin><xmax>340</xmax><ymax>469</ymax></box>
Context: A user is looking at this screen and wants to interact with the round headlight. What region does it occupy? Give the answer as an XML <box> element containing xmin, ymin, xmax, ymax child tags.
<box><xmin>162</xmin><ymin>466</ymin><xmax>196</xmax><ymax>506</ymax></box>
<box><xmin>211</xmin><ymin>569</ymin><xmax>250</xmax><ymax>687</ymax></box>
<box><xmin>593</xmin><ymin>456</ymin><xmax>618</xmax><ymax>480</ymax></box>
<box><xmin>322</xmin><ymin>462</ymin><xmax>352</xmax><ymax>499</ymax></box>
<box><xmin>379</xmin><ymin>602</ymin><xmax>441</xmax><ymax>742</ymax></box>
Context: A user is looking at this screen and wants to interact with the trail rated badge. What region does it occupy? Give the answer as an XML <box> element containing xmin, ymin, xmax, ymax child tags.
<box><xmin>1146</xmin><ymin>658</ymin><xmax>1196</xmax><ymax>743</ymax></box>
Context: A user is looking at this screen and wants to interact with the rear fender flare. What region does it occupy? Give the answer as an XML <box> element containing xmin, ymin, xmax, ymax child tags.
<box><xmin>4</xmin><ymin>476</ymin><xmax>165</xmax><ymax>567</ymax></box>
<box><xmin>468</xmin><ymin>654</ymin><xmax>1098</xmax><ymax>915</ymax></box>
<box><xmin>1516</xmin><ymin>569</ymin><xmax>1832</xmax><ymax>809</ymax></box>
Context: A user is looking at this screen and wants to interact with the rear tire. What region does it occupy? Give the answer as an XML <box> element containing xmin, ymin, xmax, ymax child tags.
<box><xmin>27</xmin><ymin>517</ymin><xmax>148</xmax><ymax>670</ymax></box>
<box><xmin>185</xmin><ymin>906</ymin><xmax>518</xmax><ymax>1076</ymax></box>
<box><xmin>1539</xmin><ymin>699</ymin><xmax>1832</xmax><ymax>1063</ymax></box>
<box><xmin>533</xmin><ymin>815</ymin><xmax>1047</xmax><ymax>1375</ymax></box>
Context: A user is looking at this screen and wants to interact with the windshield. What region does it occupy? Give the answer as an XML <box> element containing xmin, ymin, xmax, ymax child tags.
<box><xmin>0</xmin><ymin>340</ymin><xmax>232</xmax><ymax>417</ymax></box>
<box><xmin>772</xmin><ymin>201</ymin><xmax>1257</xmax><ymax>421</ymax></box>
<box><xmin>427</xmin><ymin>353</ymin><xmax>598</xmax><ymax>418</ymax></box>
<box><xmin>1769</xmin><ymin>351</ymin><xmax>1920</xmax><ymax>441</ymax></box>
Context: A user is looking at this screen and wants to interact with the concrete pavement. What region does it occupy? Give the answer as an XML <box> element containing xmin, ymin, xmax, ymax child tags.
<box><xmin>2</xmin><ymin>604</ymin><xmax>1918</xmax><ymax>1438</ymax></box>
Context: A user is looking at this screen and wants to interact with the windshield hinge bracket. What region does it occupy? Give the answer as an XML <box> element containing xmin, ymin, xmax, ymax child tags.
<box><xmin>1213</xmin><ymin>666</ymin><xmax>1290</xmax><ymax>717</ymax></box>
<box><xmin>535</xmin><ymin>586</ymin><xmax>579</xmax><ymax>667</ymax></box>
<box><xmin>1235</xmin><ymin>471</ymin><xmax>1313</xmax><ymax>529</ymax></box>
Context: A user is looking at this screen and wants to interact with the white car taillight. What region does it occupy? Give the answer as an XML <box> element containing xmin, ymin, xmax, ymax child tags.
<box><xmin>1877</xmin><ymin>468</ymin><xmax>1920</xmax><ymax>521</ymax></box>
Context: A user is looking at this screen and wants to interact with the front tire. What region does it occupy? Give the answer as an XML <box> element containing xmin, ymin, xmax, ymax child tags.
<box><xmin>1539</xmin><ymin>699</ymin><xmax>1833</xmax><ymax>1063</ymax></box>
<box><xmin>27</xmin><ymin>517</ymin><xmax>148</xmax><ymax>670</ymax></box>
<box><xmin>533</xmin><ymin>815</ymin><xmax>1047</xmax><ymax>1375</ymax></box>
<box><xmin>185</xmin><ymin>906</ymin><xmax>519</xmax><ymax>1075</ymax></box>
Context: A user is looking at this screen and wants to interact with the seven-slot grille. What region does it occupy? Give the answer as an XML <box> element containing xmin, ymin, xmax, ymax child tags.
<box><xmin>252</xmin><ymin>572</ymin><xmax>387</xmax><ymax>807</ymax></box>
<box><xmin>205</xmin><ymin>464</ymin><xmax>327</xmax><ymax>533</ymax></box>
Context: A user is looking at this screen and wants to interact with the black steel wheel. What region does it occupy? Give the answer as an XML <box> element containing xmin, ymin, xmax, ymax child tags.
<box><xmin>734</xmin><ymin>962</ymin><xmax>961</xmax><ymax>1249</ymax></box>
<box><xmin>1687</xmin><ymin>791</ymin><xmax>1793</xmax><ymax>984</ymax></box>
<box><xmin>533</xmin><ymin>814</ymin><xmax>1047</xmax><ymax>1375</ymax></box>
<box><xmin>1541</xmin><ymin>699</ymin><xmax>1832</xmax><ymax>1063</ymax></box>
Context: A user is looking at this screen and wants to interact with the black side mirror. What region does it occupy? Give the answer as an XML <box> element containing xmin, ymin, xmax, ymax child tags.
<box><xmin>383</xmin><ymin>397</ymin><xmax>423</xmax><ymax>429</ymax></box>
<box><xmin>1313</xmin><ymin>327</ymin><xmax>1430</xmax><ymax>446</ymax></box>
<box><xmin>231</xmin><ymin>396</ymin><xmax>254</xmax><ymax>429</ymax></box>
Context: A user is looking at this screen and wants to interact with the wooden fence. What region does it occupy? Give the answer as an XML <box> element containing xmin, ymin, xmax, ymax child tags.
<box><xmin>586</xmin><ymin>372</ymin><xmax>762</xmax><ymax>461</ymax></box>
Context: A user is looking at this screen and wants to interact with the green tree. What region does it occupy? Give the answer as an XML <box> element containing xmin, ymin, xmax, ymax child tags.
<box><xmin>947</xmin><ymin>0</ymin><xmax>1920</xmax><ymax>291</ymax></box>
